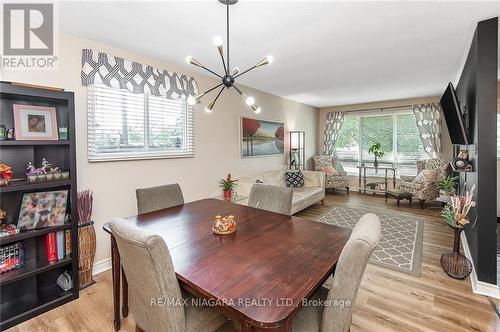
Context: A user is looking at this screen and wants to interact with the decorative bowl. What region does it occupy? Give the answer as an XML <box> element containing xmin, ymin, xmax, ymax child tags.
<box><xmin>212</xmin><ymin>215</ymin><xmax>236</xmax><ymax>235</ymax></box>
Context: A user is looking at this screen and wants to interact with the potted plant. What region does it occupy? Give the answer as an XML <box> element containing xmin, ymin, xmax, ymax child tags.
<box><xmin>219</xmin><ymin>173</ymin><xmax>238</xmax><ymax>200</ymax></box>
<box><xmin>437</xmin><ymin>175</ymin><xmax>459</xmax><ymax>199</ymax></box>
<box><xmin>440</xmin><ymin>185</ymin><xmax>475</xmax><ymax>279</ymax></box>
<box><xmin>368</xmin><ymin>143</ymin><xmax>385</xmax><ymax>167</ymax></box>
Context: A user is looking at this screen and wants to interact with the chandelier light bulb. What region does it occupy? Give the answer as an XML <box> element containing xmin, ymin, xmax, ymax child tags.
<box><xmin>205</xmin><ymin>105</ymin><xmax>213</xmax><ymax>113</ymax></box>
<box><xmin>231</xmin><ymin>67</ymin><xmax>240</xmax><ymax>76</ymax></box>
<box><xmin>213</xmin><ymin>36</ymin><xmax>224</xmax><ymax>47</ymax></box>
<box><xmin>246</xmin><ymin>96</ymin><xmax>255</xmax><ymax>106</ymax></box>
<box><xmin>266</xmin><ymin>55</ymin><xmax>274</xmax><ymax>64</ymax></box>
<box><xmin>185</xmin><ymin>56</ymin><xmax>193</xmax><ymax>64</ymax></box>
<box><xmin>252</xmin><ymin>105</ymin><xmax>262</xmax><ymax>114</ymax></box>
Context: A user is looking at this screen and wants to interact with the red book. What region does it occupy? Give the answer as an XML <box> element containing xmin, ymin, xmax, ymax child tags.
<box><xmin>45</xmin><ymin>233</ymin><xmax>57</xmax><ymax>263</ymax></box>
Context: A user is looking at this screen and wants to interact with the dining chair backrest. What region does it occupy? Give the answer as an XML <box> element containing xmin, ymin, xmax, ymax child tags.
<box><xmin>136</xmin><ymin>183</ymin><xmax>184</xmax><ymax>214</ymax></box>
<box><xmin>109</xmin><ymin>218</ymin><xmax>185</xmax><ymax>332</ymax></box>
<box><xmin>321</xmin><ymin>213</ymin><xmax>381</xmax><ymax>332</ymax></box>
<box><xmin>248</xmin><ymin>184</ymin><xmax>293</xmax><ymax>215</ymax></box>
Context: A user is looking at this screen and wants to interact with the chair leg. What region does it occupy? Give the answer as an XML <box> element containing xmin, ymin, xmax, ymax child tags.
<box><xmin>321</xmin><ymin>198</ymin><xmax>325</xmax><ymax>205</ymax></box>
<box><xmin>346</xmin><ymin>187</ymin><xmax>349</xmax><ymax>195</ymax></box>
<box><xmin>136</xmin><ymin>325</ymin><xmax>144</xmax><ymax>332</ymax></box>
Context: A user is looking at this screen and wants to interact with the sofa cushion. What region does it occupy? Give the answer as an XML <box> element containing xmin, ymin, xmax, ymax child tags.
<box><xmin>303</xmin><ymin>172</ymin><xmax>321</xmax><ymax>188</ymax></box>
<box><xmin>293</xmin><ymin>187</ymin><xmax>324</xmax><ymax>198</ymax></box>
<box><xmin>285</xmin><ymin>171</ymin><xmax>305</xmax><ymax>188</ymax></box>
<box><xmin>261</xmin><ymin>172</ymin><xmax>284</xmax><ymax>187</ymax></box>
<box><xmin>319</xmin><ymin>165</ymin><xmax>338</xmax><ymax>176</ymax></box>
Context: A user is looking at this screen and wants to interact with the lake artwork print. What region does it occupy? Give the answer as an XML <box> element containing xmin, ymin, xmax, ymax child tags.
<box><xmin>241</xmin><ymin>117</ymin><xmax>285</xmax><ymax>157</ymax></box>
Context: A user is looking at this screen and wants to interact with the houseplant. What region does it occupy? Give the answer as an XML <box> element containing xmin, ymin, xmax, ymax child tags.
<box><xmin>440</xmin><ymin>184</ymin><xmax>475</xmax><ymax>279</ymax></box>
<box><xmin>437</xmin><ymin>175</ymin><xmax>459</xmax><ymax>199</ymax></box>
<box><xmin>219</xmin><ymin>173</ymin><xmax>238</xmax><ymax>200</ymax></box>
<box><xmin>368</xmin><ymin>143</ymin><xmax>385</xmax><ymax>167</ymax></box>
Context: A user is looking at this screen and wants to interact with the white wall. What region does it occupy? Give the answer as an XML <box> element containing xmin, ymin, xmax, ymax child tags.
<box><xmin>1</xmin><ymin>31</ymin><xmax>319</xmax><ymax>265</ymax></box>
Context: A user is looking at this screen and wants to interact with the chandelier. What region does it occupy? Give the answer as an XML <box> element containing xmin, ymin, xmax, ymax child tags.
<box><xmin>186</xmin><ymin>0</ymin><xmax>273</xmax><ymax>113</ymax></box>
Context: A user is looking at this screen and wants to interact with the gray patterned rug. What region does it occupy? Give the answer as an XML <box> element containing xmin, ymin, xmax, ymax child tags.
<box><xmin>318</xmin><ymin>207</ymin><xmax>423</xmax><ymax>276</ymax></box>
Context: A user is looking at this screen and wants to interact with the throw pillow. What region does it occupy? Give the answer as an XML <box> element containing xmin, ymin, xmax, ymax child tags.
<box><xmin>412</xmin><ymin>169</ymin><xmax>439</xmax><ymax>184</ymax></box>
<box><xmin>285</xmin><ymin>171</ymin><xmax>304</xmax><ymax>188</ymax></box>
<box><xmin>320</xmin><ymin>165</ymin><xmax>339</xmax><ymax>176</ymax></box>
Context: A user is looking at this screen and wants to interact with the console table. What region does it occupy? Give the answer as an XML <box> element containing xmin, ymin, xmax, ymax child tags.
<box><xmin>357</xmin><ymin>165</ymin><xmax>397</xmax><ymax>194</ymax></box>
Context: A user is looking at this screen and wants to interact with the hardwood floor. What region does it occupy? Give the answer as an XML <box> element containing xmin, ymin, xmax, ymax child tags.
<box><xmin>7</xmin><ymin>192</ymin><xmax>500</xmax><ymax>331</ymax></box>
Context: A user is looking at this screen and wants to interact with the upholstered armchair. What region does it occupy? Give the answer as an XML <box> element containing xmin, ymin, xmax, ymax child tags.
<box><xmin>313</xmin><ymin>155</ymin><xmax>350</xmax><ymax>194</ymax></box>
<box><xmin>399</xmin><ymin>158</ymin><xmax>450</xmax><ymax>208</ymax></box>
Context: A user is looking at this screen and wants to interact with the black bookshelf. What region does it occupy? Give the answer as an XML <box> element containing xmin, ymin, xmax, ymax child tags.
<box><xmin>0</xmin><ymin>82</ymin><xmax>79</xmax><ymax>330</ymax></box>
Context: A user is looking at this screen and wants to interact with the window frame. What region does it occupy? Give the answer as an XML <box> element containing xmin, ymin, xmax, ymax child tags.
<box><xmin>335</xmin><ymin>107</ymin><xmax>427</xmax><ymax>176</ymax></box>
<box><xmin>87</xmin><ymin>84</ymin><xmax>194</xmax><ymax>162</ymax></box>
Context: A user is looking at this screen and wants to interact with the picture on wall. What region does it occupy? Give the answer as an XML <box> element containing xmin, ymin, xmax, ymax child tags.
<box><xmin>241</xmin><ymin>117</ymin><xmax>285</xmax><ymax>157</ymax></box>
<box><xmin>13</xmin><ymin>104</ymin><xmax>59</xmax><ymax>140</ymax></box>
<box><xmin>18</xmin><ymin>190</ymin><xmax>68</xmax><ymax>230</ymax></box>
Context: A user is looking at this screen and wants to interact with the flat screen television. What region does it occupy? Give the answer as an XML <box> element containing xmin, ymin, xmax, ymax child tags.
<box><xmin>440</xmin><ymin>82</ymin><xmax>469</xmax><ymax>145</ymax></box>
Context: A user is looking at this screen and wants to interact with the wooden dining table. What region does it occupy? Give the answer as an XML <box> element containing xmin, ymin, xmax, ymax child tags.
<box><xmin>103</xmin><ymin>198</ymin><xmax>351</xmax><ymax>331</ymax></box>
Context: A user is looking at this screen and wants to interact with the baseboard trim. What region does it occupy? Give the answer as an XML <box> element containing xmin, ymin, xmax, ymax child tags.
<box><xmin>461</xmin><ymin>232</ymin><xmax>500</xmax><ymax>299</ymax></box>
<box><xmin>93</xmin><ymin>258</ymin><xmax>112</xmax><ymax>276</ymax></box>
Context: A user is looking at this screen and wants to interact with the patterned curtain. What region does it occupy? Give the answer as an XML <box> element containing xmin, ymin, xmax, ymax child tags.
<box><xmin>323</xmin><ymin>111</ymin><xmax>344</xmax><ymax>155</ymax></box>
<box><xmin>81</xmin><ymin>49</ymin><xmax>198</xmax><ymax>100</ymax></box>
<box><xmin>413</xmin><ymin>103</ymin><xmax>442</xmax><ymax>158</ymax></box>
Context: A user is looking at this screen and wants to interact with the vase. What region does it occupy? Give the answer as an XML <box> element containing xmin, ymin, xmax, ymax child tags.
<box><xmin>223</xmin><ymin>190</ymin><xmax>232</xmax><ymax>200</ymax></box>
<box><xmin>374</xmin><ymin>156</ymin><xmax>378</xmax><ymax>168</ymax></box>
<box><xmin>78</xmin><ymin>222</ymin><xmax>96</xmax><ymax>289</ymax></box>
<box><xmin>440</xmin><ymin>227</ymin><xmax>472</xmax><ymax>279</ymax></box>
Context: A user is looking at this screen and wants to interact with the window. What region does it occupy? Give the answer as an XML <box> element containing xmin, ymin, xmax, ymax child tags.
<box><xmin>87</xmin><ymin>84</ymin><xmax>194</xmax><ymax>161</ymax></box>
<box><xmin>335</xmin><ymin>107</ymin><xmax>427</xmax><ymax>176</ymax></box>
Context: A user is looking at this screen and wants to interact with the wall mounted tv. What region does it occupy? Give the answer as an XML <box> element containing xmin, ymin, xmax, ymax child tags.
<box><xmin>440</xmin><ymin>82</ymin><xmax>469</xmax><ymax>145</ymax></box>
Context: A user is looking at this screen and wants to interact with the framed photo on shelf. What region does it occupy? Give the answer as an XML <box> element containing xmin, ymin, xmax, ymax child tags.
<box><xmin>13</xmin><ymin>104</ymin><xmax>59</xmax><ymax>140</ymax></box>
<box><xmin>17</xmin><ymin>190</ymin><xmax>68</xmax><ymax>230</ymax></box>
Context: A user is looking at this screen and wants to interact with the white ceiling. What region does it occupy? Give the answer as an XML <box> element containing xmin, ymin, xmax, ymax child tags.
<box><xmin>58</xmin><ymin>1</ymin><xmax>500</xmax><ymax>108</ymax></box>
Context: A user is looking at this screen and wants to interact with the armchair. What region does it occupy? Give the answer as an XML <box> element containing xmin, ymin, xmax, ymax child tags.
<box><xmin>313</xmin><ymin>155</ymin><xmax>350</xmax><ymax>194</ymax></box>
<box><xmin>399</xmin><ymin>158</ymin><xmax>450</xmax><ymax>208</ymax></box>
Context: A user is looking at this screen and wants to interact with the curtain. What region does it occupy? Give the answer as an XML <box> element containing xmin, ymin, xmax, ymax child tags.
<box><xmin>323</xmin><ymin>111</ymin><xmax>344</xmax><ymax>156</ymax></box>
<box><xmin>81</xmin><ymin>49</ymin><xmax>198</xmax><ymax>100</ymax></box>
<box><xmin>413</xmin><ymin>103</ymin><xmax>442</xmax><ymax>158</ymax></box>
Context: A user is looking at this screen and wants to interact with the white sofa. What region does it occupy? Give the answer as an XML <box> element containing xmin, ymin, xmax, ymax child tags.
<box><xmin>236</xmin><ymin>171</ymin><xmax>325</xmax><ymax>215</ymax></box>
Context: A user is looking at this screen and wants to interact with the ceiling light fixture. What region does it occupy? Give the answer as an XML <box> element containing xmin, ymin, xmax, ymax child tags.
<box><xmin>185</xmin><ymin>0</ymin><xmax>273</xmax><ymax>113</ymax></box>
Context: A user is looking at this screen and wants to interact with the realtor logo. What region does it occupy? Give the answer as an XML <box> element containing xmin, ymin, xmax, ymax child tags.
<box><xmin>1</xmin><ymin>3</ymin><xmax>57</xmax><ymax>69</ymax></box>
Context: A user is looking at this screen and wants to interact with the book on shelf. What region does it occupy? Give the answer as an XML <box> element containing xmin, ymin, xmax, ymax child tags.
<box><xmin>56</xmin><ymin>231</ymin><xmax>64</xmax><ymax>260</ymax></box>
<box><xmin>45</xmin><ymin>233</ymin><xmax>57</xmax><ymax>263</ymax></box>
<box><xmin>64</xmin><ymin>229</ymin><xmax>71</xmax><ymax>256</ymax></box>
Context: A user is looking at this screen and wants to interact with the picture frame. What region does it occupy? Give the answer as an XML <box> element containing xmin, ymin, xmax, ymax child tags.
<box><xmin>17</xmin><ymin>190</ymin><xmax>68</xmax><ymax>230</ymax></box>
<box><xmin>13</xmin><ymin>104</ymin><xmax>59</xmax><ymax>140</ymax></box>
<box><xmin>240</xmin><ymin>117</ymin><xmax>285</xmax><ymax>158</ymax></box>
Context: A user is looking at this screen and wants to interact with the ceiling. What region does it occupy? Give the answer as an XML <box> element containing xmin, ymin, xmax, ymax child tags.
<box><xmin>58</xmin><ymin>1</ymin><xmax>500</xmax><ymax>108</ymax></box>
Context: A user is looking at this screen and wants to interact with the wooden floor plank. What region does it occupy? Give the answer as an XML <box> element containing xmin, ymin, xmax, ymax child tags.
<box><xmin>6</xmin><ymin>192</ymin><xmax>499</xmax><ymax>331</ymax></box>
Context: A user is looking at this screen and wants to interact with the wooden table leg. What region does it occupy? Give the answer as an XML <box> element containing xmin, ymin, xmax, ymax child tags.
<box><xmin>241</xmin><ymin>320</ymin><xmax>292</xmax><ymax>332</ymax></box>
<box><xmin>111</xmin><ymin>235</ymin><xmax>121</xmax><ymax>331</ymax></box>
<box><xmin>122</xmin><ymin>266</ymin><xmax>129</xmax><ymax>317</ymax></box>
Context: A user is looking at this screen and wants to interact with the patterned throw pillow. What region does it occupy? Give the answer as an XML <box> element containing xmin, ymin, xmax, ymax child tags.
<box><xmin>285</xmin><ymin>171</ymin><xmax>304</xmax><ymax>188</ymax></box>
<box><xmin>412</xmin><ymin>169</ymin><xmax>439</xmax><ymax>184</ymax></box>
<box><xmin>319</xmin><ymin>165</ymin><xmax>339</xmax><ymax>176</ymax></box>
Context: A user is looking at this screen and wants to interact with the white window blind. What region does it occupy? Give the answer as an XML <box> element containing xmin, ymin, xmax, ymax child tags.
<box><xmin>335</xmin><ymin>107</ymin><xmax>427</xmax><ymax>176</ymax></box>
<box><xmin>87</xmin><ymin>84</ymin><xmax>194</xmax><ymax>161</ymax></box>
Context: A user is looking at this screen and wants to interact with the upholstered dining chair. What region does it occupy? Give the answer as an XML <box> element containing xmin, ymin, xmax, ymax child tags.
<box><xmin>248</xmin><ymin>184</ymin><xmax>293</xmax><ymax>216</ymax></box>
<box><xmin>109</xmin><ymin>218</ymin><xmax>227</xmax><ymax>332</ymax></box>
<box><xmin>136</xmin><ymin>183</ymin><xmax>184</xmax><ymax>214</ymax></box>
<box><xmin>292</xmin><ymin>213</ymin><xmax>381</xmax><ymax>332</ymax></box>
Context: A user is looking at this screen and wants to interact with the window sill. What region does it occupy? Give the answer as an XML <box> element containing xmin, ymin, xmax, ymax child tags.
<box><xmin>88</xmin><ymin>153</ymin><xmax>194</xmax><ymax>163</ymax></box>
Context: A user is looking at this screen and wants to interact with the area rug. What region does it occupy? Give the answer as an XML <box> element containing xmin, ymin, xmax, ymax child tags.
<box><xmin>317</xmin><ymin>207</ymin><xmax>423</xmax><ymax>276</ymax></box>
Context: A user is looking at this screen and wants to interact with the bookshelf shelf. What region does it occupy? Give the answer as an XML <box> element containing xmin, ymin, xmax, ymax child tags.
<box><xmin>0</xmin><ymin>256</ymin><xmax>72</xmax><ymax>286</ymax></box>
<box><xmin>0</xmin><ymin>180</ymin><xmax>71</xmax><ymax>193</ymax></box>
<box><xmin>0</xmin><ymin>224</ymin><xmax>71</xmax><ymax>245</ymax></box>
<box><xmin>0</xmin><ymin>82</ymin><xmax>79</xmax><ymax>330</ymax></box>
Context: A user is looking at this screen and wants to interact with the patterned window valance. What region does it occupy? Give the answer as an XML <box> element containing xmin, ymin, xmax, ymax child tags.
<box><xmin>81</xmin><ymin>49</ymin><xmax>198</xmax><ymax>100</ymax></box>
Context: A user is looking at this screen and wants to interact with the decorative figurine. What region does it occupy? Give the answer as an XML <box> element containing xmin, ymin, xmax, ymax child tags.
<box><xmin>0</xmin><ymin>164</ymin><xmax>13</xmax><ymax>185</ymax></box>
<box><xmin>26</xmin><ymin>159</ymin><xmax>69</xmax><ymax>183</ymax></box>
<box><xmin>212</xmin><ymin>215</ymin><xmax>237</xmax><ymax>235</ymax></box>
<box><xmin>452</xmin><ymin>149</ymin><xmax>472</xmax><ymax>171</ymax></box>
<box><xmin>6</xmin><ymin>128</ymin><xmax>14</xmax><ymax>140</ymax></box>
<box><xmin>0</xmin><ymin>125</ymin><xmax>6</xmax><ymax>141</ymax></box>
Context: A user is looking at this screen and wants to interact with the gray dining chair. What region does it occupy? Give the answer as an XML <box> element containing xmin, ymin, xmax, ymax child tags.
<box><xmin>109</xmin><ymin>218</ymin><xmax>227</xmax><ymax>332</ymax></box>
<box><xmin>248</xmin><ymin>184</ymin><xmax>293</xmax><ymax>216</ymax></box>
<box><xmin>136</xmin><ymin>183</ymin><xmax>184</xmax><ymax>214</ymax></box>
<box><xmin>292</xmin><ymin>213</ymin><xmax>381</xmax><ymax>332</ymax></box>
